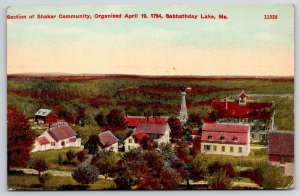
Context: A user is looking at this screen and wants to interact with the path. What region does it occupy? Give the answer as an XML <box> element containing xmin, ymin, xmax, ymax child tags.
<box><xmin>10</xmin><ymin>168</ymin><xmax>113</xmax><ymax>180</ymax></box>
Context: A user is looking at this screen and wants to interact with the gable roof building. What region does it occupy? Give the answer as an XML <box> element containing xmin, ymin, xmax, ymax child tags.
<box><xmin>32</xmin><ymin>123</ymin><xmax>81</xmax><ymax>152</ymax></box>
<box><xmin>35</xmin><ymin>108</ymin><xmax>58</xmax><ymax>124</ymax></box>
<box><xmin>199</xmin><ymin>122</ymin><xmax>250</xmax><ymax>156</ymax></box>
<box><xmin>47</xmin><ymin>124</ymin><xmax>77</xmax><ymax>142</ymax></box>
<box><xmin>268</xmin><ymin>131</ymin><xmax>294</xmax><ymax>176</ymax></box>
<box><xmin>98</xmin><ymin>131</ymin><xmax>119</xmax><ymax>152</ymax></box>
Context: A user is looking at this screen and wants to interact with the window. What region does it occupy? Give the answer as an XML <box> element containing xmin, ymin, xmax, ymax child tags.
<box><xmin>220</xmin><ymin>136</ymin><xmax>225</xmax><ymax>142</ymax></box>
<box><xmin>232</xmin><ymin>136</ymin><xmax>237</xmax><ymax>142</ymax></box>
<box><xmin>128</xmin><ymin>146</ymin><xmax>131</xmax><ymax>150</ymax></box>
<box><xmin>222</xmin><ymin>146</ymin><xmax>225</xmax><ymax>152</ymax></box>
<box><xmin>51</xmin><ymin>142</ymin><xmax>55</xmax><ymax>146</ymax></box>
<box><xmin>213</xmin><ymin>145</ymin><xmax>217</xmax><ymax>151</ymax></box>
<box><xmin>230</xmin><ymin>146</ymin><xmax>233</xmax><ymax>152</ymax></box>
<box><xmin>61</xmin><ymin>141</ymin><xmax>65</xmax><ymax>147</ymax></box>
<box><xmin>129</xmin><ymin>139</ymin><xmax>132</xmax><ymax>143</ymax></box>
<box><xmin>204</xmin><ymin>145</ymin><xmax>211</xmax><ymax>151</ymax></box>
<box><xmin>238</xmin><ymin>147</ymin><xmax>242</xmax><ymax>153</ymax></box>
<box><xmin>208</xmin><ymin>135</ymin><xmax>212</xmax><ymax>141</ymax></box>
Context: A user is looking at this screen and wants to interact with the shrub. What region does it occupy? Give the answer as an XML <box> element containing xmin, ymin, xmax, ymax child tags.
<box><xmin>72</xmin><ymin>161</ymin><xmax>99</xmax><ymax>186</ymax></box>
<box><xmin>239</xmin><ymin>168</ymin><xmax>264</xmax><ymax>186</ymax></box>
<box><xmin>30</xmin><ymin>159</ymin><xmax>48</xmax><ymax>185</ymax></box>
<box><xmin>66</xmin><ymin>149</ymin><xmax>76</xmax><ymax>164</ymax></box>
<box><xmin>208</xmin><ymin>161</ymin><xmax>235</xmax><ymax>178</ymax></box>
<box><xmin>76</xmin><ymin>150</ymin><xmax>88</xmax><ymax>163</ymax></box>
<box><xmin>262</xmin><ymin>165</ymin><xmax>285</xmax><ymax>189</ymax></box>
<box><xmin>209</xmin><ymin>170</ymin><xmax>232</xmax><ymax>189</ymax></box>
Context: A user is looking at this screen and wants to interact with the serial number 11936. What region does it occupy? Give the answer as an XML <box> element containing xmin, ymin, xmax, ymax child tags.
<box><xmin>264</xmin><ymin>14</ymin><xmax>278</xmax><ymax>19</ymax></box>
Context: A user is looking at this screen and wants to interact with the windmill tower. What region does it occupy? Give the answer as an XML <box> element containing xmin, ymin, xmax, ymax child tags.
<box><xmin>179</xmin><ymin>90</ymin><xmax>188</xmax><ymax>125</ymax></box>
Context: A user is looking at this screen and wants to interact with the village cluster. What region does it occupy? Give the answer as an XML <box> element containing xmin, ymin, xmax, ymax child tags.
<box><xmin>30</xmin><ymin>90</ymin><xmax>294</xmax><ymax>177</ymax></box>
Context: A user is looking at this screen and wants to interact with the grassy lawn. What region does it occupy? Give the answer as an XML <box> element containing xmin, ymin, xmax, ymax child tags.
<box><xmin>281</xmin><ymin>176</ymin><xmax>294</xmax><ymax>188</ymax></box>
<box><xmin>8</xmin><ymin>174</ymin><xmax>115</xmax><ymax>190</ymax></box>
<box><xmin>231</xmin><ymin>177</ymin><xmax>260</xmax><ymax>189</ymax></box>
<box><xmin>30</xmin><ymin>147</ymin><xmax>83</xmax><ymax>171</ymax></box>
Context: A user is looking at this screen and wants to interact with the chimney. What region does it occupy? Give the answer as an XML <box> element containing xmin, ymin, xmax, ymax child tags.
<box><xmin>147</xmin><ymin>116</ymin><xmax>149</xmax><ymax>123</ymax></box>
<box><xmin>225</xmin><ymin>97</ymin><xmax>228</xmax><ymax>110</ymax></box>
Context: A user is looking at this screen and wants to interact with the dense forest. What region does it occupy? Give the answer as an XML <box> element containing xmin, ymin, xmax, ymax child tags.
<box><xmin>7</xmin><ymin>75</ymin><xmax>294</xmax><ymax>131</ymax></box>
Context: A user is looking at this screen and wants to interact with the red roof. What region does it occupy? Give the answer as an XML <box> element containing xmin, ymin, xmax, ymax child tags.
<box><xmin>126</xmin><ymin>116</ymin><xmax>167</xmax><ymax>127</ymax></box>
<box><xmin>47</xmin><ymin>124</ymin><xmax>76</xmax><ymax>142</ymax></box>
<box><xmin>211</xmin><ymin>99</ymin><xmax>272</xmax><ymax>119</ymax></box>
<box><xmin>201</xmin><ymin>123</ymin><xmax>249</xmax><ymax>145</ymax></box>
<box><xmin>98</xmin><ymin>131</ymin><xmax>119</xmax><ymax>147</ymax></box>
<box><xmin>136</xmin><ymin>122</ymin><xmax>168</xmax><ymax>135</ymax></box>
<box><xmin>268</xmin><ymin>131</ymin><xmax>294</xmax><ymax>156</ymax></box>
<box><xmin>132</xmin><ymin>131</ymin><xmax>148</xmax><ymax>141</ymax></box>
<box><xmin>36</xmin><ymin>136</ymin><xmax>50</xmax><ymax>145</ymax></box>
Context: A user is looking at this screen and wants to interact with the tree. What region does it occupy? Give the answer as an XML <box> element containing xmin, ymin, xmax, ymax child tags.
<box><xmin>66</xmin><ymin>149</ymin><xmax>76</xmax><ymax>164</ymax></box>
<box><xmin>72</xmin><ymin>161</ymin><xmax>99</xmax><ymax>186</ymax></box>
<box><xmin>114</xmin><ymin>168</ymin><xmax>134</xmax><ymax>190</ymax></box>
<box><xmin>140</xmin><ymin>135</ymin><xmax>157</xmax><ymax>151</ymax></box>
<box><xmin>118</xmin><ymin>150</ymin><xmax>167</xmax><ymax>190</ymax></box>
<box><xmin>167</xmin><ymin>117</ymin><xmax>182</xmax><ymax>141</ymax></box>
<box><xmin>76</xmin><ymin>150</ymin><xmax>88</xmax><ymax>163</ymax></box>
<box><xmin>84</xmin><ymin>134</ymin><xmax>100</xmax><ymax>154</ymax></box>
<box><xmin>209</xmin><ymin>170</ymin><xmax>232</xmax><ymax>189</ymax></box>
<box><xmin>176</xmin><ymin>142</ymin><xmax>192</xmax><ymax>164</ymax></box>
<box><xmin>7</xmin><ymin>105</ymin><xmax>35</xmax><ymax>169</ymax></box>
<box><xmin>208</xmin><ymin>161</ymin><xmax>235</xmax><ymax>178</ymax></box>
<box><xmin>31</xmin><ymin>159</ymin><xmax>48</xmax><ymax>185</ymax></box>
<box><xmin>189</xmin><ymin>155</ymin><xmax>208</xmax><ymax>182</ymax></box>
<box><xmin>160</xmin><ymin>167</ymin><xmax>180</xmax><ymax>189</ymax></box>
<box><xmin>105</xmin><ymin>109</ymin><xmax>127</xmax><ymax>131</ymax></box>
<box><xmin>91</xmin><ymin>151</ymin><xmax>118</xmax><ymax>179</ymax></box>
<box><xmin>94</xmin><ymin>112</ymin><xmax>106</xmax><ymax>126</ymax></box>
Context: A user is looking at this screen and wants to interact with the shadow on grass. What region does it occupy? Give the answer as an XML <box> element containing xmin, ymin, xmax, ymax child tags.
<box><xmin>58</xmin><ymin>184</ymin><xmax>89</xmax><ymax>190</ymax></box>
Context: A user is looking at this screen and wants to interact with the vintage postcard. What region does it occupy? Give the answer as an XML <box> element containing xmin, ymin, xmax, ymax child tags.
<box><xmin>7</xmin><ymin>4</ymin><xmax>294</xmax><ymax>190</ymax></box>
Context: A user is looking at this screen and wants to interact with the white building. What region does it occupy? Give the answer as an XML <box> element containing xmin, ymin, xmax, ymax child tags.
<box><xmin>98</xmin><ymin>131</ymin><xmax>119</xmax><ymax>152</ymax></box>
<box><xmin>32</xmin><ymin>123</ymin><xmax>81</xmax><ymax>152</ymax></box>
<box><xmin>200</xmin><ymin>122</ymin><xmax>250</xmax><ymax>156</ymax></box>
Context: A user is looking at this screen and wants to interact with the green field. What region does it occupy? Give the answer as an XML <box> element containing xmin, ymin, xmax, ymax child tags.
<box><xmin>8</xmin><ymin>76</ymin><xmax>294</xmax><ymax>130</ymax></box>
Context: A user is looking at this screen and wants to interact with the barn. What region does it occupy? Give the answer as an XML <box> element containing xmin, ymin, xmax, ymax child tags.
<box><xmin>35</xmin><ymin>108</ymin><xmax>58</xmax><ymax>124</ymax></box>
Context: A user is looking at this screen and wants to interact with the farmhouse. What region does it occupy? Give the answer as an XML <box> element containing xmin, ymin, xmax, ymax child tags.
<box><xmin>35</xmin><ymin>108</ymin><xmax>58</xmax><ymax>124</ymax></box>
<box><xmin>135</xmin><ymin>122</ymin><xmax>171</xmax><ymax>145</ymax></box>
<box><xmin>268</xmin><ymin>131</ymin><xmax>294</xmax><ymax>176</ymax></box>
<box><xmin>199</xmin><ymin>122</ymin><xmax>250</xmax><ymax>156</ymax></box>
<box><xmin>32</xmin><ymin>123</ymin><xmax>81</xmax><ymax>152</ymax></box>
<box><xmin>124</xmin><ymin>130</ymin><xmax>148</xmax><ymax>152</ymax></box>
<box><xmin>98</xmin><ymin>131</ymin><xmax>119</xmax><ymax>152</ymax></box>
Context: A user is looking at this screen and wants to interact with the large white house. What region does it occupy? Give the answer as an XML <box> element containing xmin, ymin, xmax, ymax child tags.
<box><xmin>200</xmin><ymin>122</ymin><xmax>250</xmax><ymax>156</ymax></box>
<box><xmin>32</xmin><ymin>123</ymin><xmax>81</xmax><ymax>152</ymax></box>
